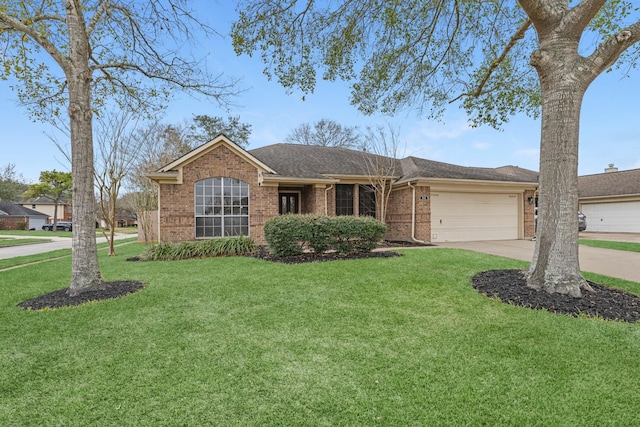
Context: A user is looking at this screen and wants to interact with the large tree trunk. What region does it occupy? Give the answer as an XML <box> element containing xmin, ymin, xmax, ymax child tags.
<box><xmin>66</xmin><ymin>0</ymin><xmax>104</xmax><ymax>296</ymax></box>
<box><xmin>525</xmin><ymin>36</ymin><xmax>592</xmax><ymax>297</ymax></box>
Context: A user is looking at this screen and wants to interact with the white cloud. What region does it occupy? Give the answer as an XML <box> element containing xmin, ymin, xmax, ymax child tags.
<box><xmin>406</xmin><ymin>118</ymin><xmax>472</xmax><ymax>141</ymax></box>
<box><xmin>513</xmin><ymin>148</ymin><xmax>539</xmax><ymax>159</ymax></box>
<box><xmin>473</xmin><ymin>141</ymin><xmax>492</xmax><ymax>150</ymax></box>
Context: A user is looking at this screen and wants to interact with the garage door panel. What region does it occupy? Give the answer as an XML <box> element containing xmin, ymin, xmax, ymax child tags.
<box><xmin>581</xmin><ymin>201</ymin><xmax>640</xmax><ymax>233</ymax></box>
<box><xmin>431</xmin><ymin>192</ymin><xmax>519</xmax><ymax>242</ymax></box>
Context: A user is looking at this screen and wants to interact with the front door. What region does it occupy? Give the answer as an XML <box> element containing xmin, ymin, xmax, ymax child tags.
<box><xmin>280</xmin><ymin>193</ymin><xmax>299</xmax><ymax>214</ymax></box>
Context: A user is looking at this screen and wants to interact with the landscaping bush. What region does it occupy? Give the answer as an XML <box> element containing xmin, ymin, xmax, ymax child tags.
<box><xmin>264</xmin><ymin>214</ymin><xmax>386</xmax><ymax>256</ymax></box>
<box><xmin>263</xmin><ymin>214</ymin><xmax>308</xmax><ymax>256</ymax></box>
<box><xmin>329</xmin><ymin>215</ymin><xmax>386</xmax><ymax>253</ymax></box>
<box><xmin>139</xmin><ymin>236</ymin><xmax>255</xmax><ymax>261</ymax></box>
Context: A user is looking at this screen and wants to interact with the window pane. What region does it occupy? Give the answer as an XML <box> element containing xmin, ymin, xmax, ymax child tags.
<box><xmin>195</xmin><ymin>177</ymin><xmax>250</xmax><ymax>238</ymax></box>
<box><xmin>359</xmin><ymin>185</ymin><xmax>376</xmax><ymax>218</ymax></box>
<box><xmin>336</xmin><ymin>184</ymin><xmax>354</xmax><ymax>216</ymax></box>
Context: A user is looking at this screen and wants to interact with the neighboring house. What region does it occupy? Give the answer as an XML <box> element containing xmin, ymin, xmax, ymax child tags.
<box><xmin>579</xmin><ymin>165</ymin><xmax>640</xmax><ymax>233</ymax></box>
<box><xmin>0</xmin><ymin>200</ymin><xmax>49</xmax><ymax>230</ymax></box>
<box><xmin>19</xmin><ymin>195</ymin><xmax>72</xmax><ymax>223</ymax></box>
<box><xmin>146</xmin><ymin>134</ymin><xmax>538</xmax><ymax>245</ymax></box>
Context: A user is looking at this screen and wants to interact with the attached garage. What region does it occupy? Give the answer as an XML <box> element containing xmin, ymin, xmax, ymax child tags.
<box><xmin>430</xmin><ymin>191</ymin><xmax>520</xmax><ymax>242</ymax></box>
<box><xmin>580</xmin><ymin>200</ymin><xmax>640</xmax><ymax>233</ymax></box>
<box><xmin>578</xmin><ymin>167</ymin><xmax>640</xmax><ymax>234</ymax></box>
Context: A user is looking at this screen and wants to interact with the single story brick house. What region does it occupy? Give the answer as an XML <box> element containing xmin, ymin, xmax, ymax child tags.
<box><xmin>579</xmin><ymin>165</ymin><xmax>640</xmax><ymax>233</ymax></box>
<box><xmin>0</xmin><ymin>200</ymin><xmax>49</xmax><ymax>230</ymax></box>
<box><xmin>147</xmin><ymin>134</ymin><xmax>538</xmax><ymax>245</ymax></box>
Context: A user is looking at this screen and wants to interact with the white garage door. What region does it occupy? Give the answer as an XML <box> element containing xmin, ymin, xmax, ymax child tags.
<box><xmin>431</xmin><ymin>192</ymin><xmax>519</xmax><ymax>242</ymax></box>
<box><xmin>28</xmin><ymin>217</ymin><xmax>47</xmax><ymax>230</ymax></box>
<box><xmin>581</xmin><ymin>201</ymin><xmax>640</xmax><ymax>233</ymax></box>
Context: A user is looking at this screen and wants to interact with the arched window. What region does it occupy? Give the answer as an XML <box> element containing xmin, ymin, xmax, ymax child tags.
<box><xmin>195</xmin><ymin>177</ymin><xmax>249</xmax><ymax>238</ymax></box>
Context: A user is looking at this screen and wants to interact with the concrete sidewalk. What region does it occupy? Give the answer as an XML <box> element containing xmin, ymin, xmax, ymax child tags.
<box><xmin>0</xmin><ymin>233</ymin><xmax>137</xmax><ymax>260</ymax></box>
<box><xmin>436</xmin><ymin>236</ymin><xmax>640</xmax><ymax>283</ymax></box>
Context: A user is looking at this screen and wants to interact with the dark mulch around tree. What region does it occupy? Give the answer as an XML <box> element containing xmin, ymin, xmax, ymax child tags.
<box><xmin>248</xmin><ymin>249</ymin><xmax>403</xmax><ymax>264</ymax></box>
<box><xmin>473</xmin><ymin>270</ymin><xmax>640</xmax><ymax>323</ymax></box>
<box><xmin>18</xmin><ymin>281</ymin><xmax>145</xmax><ymax>311</ymax></box>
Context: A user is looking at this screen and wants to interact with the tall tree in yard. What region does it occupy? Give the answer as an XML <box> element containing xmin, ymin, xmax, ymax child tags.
<box><xmin>0</xmin><ymin>1</ymin><xmax>237</xmax><ymax>295</ymax></box>
<box><xmin>232</xmin><ymin>1</ymin><xmax>640</xmax><ymax>297</ymax></box>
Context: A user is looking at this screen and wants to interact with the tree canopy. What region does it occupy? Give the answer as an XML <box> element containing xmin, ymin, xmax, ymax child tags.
<box><xmin>0</xmin><ymin>163</ymin><xmax>29</xmax><ymax>202</ymax></box>
<box><xmin>190</xmin><ymin>115</ymin><xmax>252</xmax><ymax>147</ymax></box>
<box><xmin>232</xmin><ymin>1</ymin><xmax>638</xmax><ymax>127</ymax></box>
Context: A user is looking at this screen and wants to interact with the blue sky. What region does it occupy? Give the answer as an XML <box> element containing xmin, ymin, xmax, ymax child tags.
<box><xmin>1</xmin><ymin>2</ymin><xmax>639</xmax><ymax>183</ymax></box>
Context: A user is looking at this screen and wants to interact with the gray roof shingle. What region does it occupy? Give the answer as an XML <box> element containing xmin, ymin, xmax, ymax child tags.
<box><xmin>0</xmin><ymin>200</ymin><xmax>48</xmax><ymax>217</ymax></box>
<box><xmin>249</xmin><ymin>144</ymin><xmax>536</xmax><ymax>183</ymax></box>
<box><xmin>578</xmin><ymin>168</ymin><xmax>640</xmax><ymax>198</ymax></box>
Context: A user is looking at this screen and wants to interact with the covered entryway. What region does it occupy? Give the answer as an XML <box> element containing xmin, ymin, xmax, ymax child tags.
<box><xmin>430</xmin><ymin>192</ymin><xmax>520</xmax><ymax>242</ymax></box>
<box><xmin>580</xmin><ymin>201</ymin><xmax>640</xmax><ymax>233</ymax></box>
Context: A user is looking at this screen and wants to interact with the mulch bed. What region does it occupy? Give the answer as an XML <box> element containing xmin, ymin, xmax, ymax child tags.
<box><xmin>18</xmin><ymin>281</ymin><xmax>145</xmax><ymax>311</ymax></box>
<box><xmin>248</xmin><ymin>249</ymin><xmax>403</xmax><ymax>264</ymax></box>
<box><xmin>473</xmin><ymin>270</ymin><xmax>640</xmax><ymax>323</ymax></box>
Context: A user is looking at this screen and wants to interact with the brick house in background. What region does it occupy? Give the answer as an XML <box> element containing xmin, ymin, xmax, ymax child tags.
<box><xmin>19</xmin><ymin>195</ymin><xmax>72</xmax><ymax>223</ymax></box>
<box><xmin>146</xmin><ymin>134</ymin><xmax>538</xmax><ymax>245</ymax></box>
<box><xmin>0</xmin><ymin>200</ymin><xmax>49</xmax><ymax>230</ymax></box>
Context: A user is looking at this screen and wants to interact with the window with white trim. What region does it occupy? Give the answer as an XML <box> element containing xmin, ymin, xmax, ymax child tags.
<box><xmin>195</xmin><ymin>177</ymin><xmax>249</xmax><ymax>238</ymax></box>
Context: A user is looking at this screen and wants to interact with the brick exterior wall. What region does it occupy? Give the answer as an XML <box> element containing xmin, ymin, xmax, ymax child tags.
<box><xmin>158</xmin><ymin>145</ymin><xmax>279</xmax><ymax>245</ymax></box>
<box><xmin>524</xmin><ymin>189</ymin><xmax>536</xmax><ymax>239</ymax></box>
<box><xmin>0</xmin><ymin>216</ymin><xmax>29</xmax><ymax>230</ymax></box>
<box><xmin>385</xmin><ymin>185</ymin><xmax>431</xmax><ymax>242</ymax></box>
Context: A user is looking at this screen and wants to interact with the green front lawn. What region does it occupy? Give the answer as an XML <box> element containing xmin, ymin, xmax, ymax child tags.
<box><xmin>2</xmin><ymin>245</ymin><xmax>640</xmax><ymax>425</ymax></box>
<box><xmin>580</xmin><ymin>239</ymin><xmax>640</xmax><ymax>252</ymax></box>
<box><xmin>0</xmin><ymin>229</ymin><xmax>73</xmax><ymax>238</ymax></box>
<box><xmin>0</xmin><ymin>237</ymin><xmax>51</xmax><ymax>247</ymax></box>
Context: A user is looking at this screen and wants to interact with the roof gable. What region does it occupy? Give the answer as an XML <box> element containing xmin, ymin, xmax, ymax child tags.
<box><xmin>148</xmin><ymin>134</ymin><xmax>276</xmax><ymax>184</ymax></box>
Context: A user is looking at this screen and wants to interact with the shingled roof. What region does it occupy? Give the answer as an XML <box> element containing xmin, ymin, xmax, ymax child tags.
<box><xmin>249</xmin><ymin>144</ymin><xmax>537</xmax><ymax>183</ymax></box>
<box><xmin>578</xmin><ymin>168</ymin><xmax>640</xmax><ymax>198</ymax></box>
<box><xmin>249</xmin><ymin>144</ymin><xmax>399</xmax><ymax>180</ymax></box>
<box><xmin>0</xmin><ymin>200</ymin><xmax>48</xmax><ymax>217</ymax></box>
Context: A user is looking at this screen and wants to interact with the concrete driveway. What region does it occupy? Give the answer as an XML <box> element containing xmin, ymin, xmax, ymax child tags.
<box><xmin>436</xmin><ymin>232</ymin><xmax>640</xmax><ymax>283</ymax></box>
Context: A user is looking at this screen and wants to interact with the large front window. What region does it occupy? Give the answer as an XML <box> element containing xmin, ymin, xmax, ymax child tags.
<box><xmin>195</xmin><ymin>177</ymin><xmax>249</xmax><ymax>238</ymax></box>
<box><xmin>335</xmin><ymin>184</ymin><xmax>354</xmax><ymax>216</ymax></box>
<box><xmin>359</xmin><ymin>185</ymin><xmax>376</xmax><ymax>218</ymax></box>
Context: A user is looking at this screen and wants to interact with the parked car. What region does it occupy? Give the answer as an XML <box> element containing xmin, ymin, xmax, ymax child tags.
<box><xmin>42</xmin><ymin>221</ymin><xmax>73</xmax><ymax>231</ymax></box>
<box><xmin>534</xmin><ymin>209</ymin><xmax>587</xmax><ymax>232</ymax></box>
<box><xmin>578</xmin><ymin>211</ymin><xmax>587</xmax><ymax>231</ymax></box>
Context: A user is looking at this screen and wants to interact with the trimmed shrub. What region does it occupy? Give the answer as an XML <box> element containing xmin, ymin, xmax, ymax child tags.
<box><xmin>139</xmin><ymin>236</ymin><xmax>255</xmax><ymax>261</ymax></box>
<box><xmin>264</xmin><ymin>214</ymin><xmax>386</xmax><ymax>256</ymax></box>
<box><xmin>329</xmin><ymin>215</ymin><xmax>386</xmax><ymax>253</ymax></box>
<box><xmin>263</xmin><ymin>214</ymin><xmax>307</xmax><ymax>256</ymax></box>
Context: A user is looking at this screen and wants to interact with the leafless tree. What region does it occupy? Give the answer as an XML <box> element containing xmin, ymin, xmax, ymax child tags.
<box><xmin>286</xmin><ymin>119</ymin><xmax>362</xmax><ymax>148</ymax></box>
<box><xmin>94</xmin><ymin>109</ymin><xmax>146</xmax><ymax>255</ymax></box>
<box><xmin>361</xmin><ymin>124</ymin><xmax>403</xmax><ymax>224</ymax></box>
